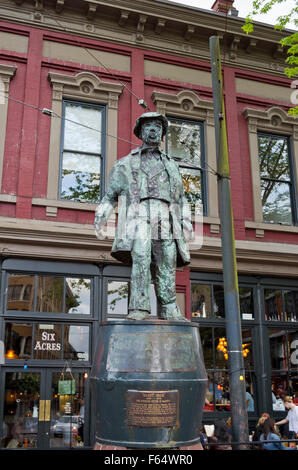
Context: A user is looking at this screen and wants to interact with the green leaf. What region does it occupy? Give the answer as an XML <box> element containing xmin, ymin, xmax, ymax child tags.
<box><xmin>288</xmin><ymin>107</ymin><xmax>298</xmax><ymax>118</ymax></box>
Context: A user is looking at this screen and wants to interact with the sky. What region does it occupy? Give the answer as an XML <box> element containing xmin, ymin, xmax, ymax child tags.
<box><xmin>166</xmin><ymin>0</ymin><xmax>297</xmax><ymax>29</ymax></box>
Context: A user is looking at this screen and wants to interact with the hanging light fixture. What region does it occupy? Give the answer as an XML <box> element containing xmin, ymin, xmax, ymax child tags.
<box><xmin>217</xmin><ymin>337</ymin><xmax>250</xmax><ymax>360</ymax></box>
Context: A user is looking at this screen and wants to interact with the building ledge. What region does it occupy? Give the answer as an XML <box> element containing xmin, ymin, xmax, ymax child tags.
<box><xmin>245</xmin><ymin>220</ymin><xmax>298</xmax><ymax>238</ymax></box>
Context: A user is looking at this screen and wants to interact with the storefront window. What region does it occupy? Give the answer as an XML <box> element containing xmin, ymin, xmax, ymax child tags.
<box><xmin>65</xmin><ymin>278</ymin><xmax>91</xmax><ymax>314</ymax></box>
<box><xmin>7</xmin><ymin>275</ymin><xmax>35</xmax><ymax>311</ymax></box>
<box><xmin>200</xmin><ymin>328</ymin><xmax>213</xmax><ymax>368</ymax></box>
<box><xmin>2</xmin><ymin>372</ymin><xmax>40</xmax><ymax>448</ymax></box>
<box><xmin>6</xmin><ymin>274</ymin><xmax>91</xmax><ymax>315</ymax></box>
<box><xmin>5</xmin><ymin>323</ymin><xmax>32</xmax><ymax>360</ymax></box>
<box><xmin>192</xmin><ymin>283</ymin><xmax>254</xmax><ymax>320</ymax></box>
<box><xmin>33</xmin><ymin>324</ymin><xmax>62</xmax><ymax>360</ymax></box>
<box><xmin>64</xmin><ymin>325</ymin><xmax>89</xmax><ymax>361</ymax></box>
<box><xmin>264</xmin><ymin>289</ymin><xmax>283</xmax><ymax>321</ymax></box>
<box><xmin>107</xmin><ymin>281</ymin><xmax>157</xmax><ymax>317</ymax></box>
<box><xmin>36</xmin><ymin>276</ymin><xmax>64</xmax><ymax>313</ymax></box>
<box><xmin>215</xmin><ymin>327</ymin><xmax>228</xmax><ymax>369</ymax></box>
<box><xmin>5</xmin><ymin>323</ymin><xmax>90</xmax><ymax>363</ymax></box>
<box><xmin>240</xmin><ymin>287</ymin><xmax>254</xmax><ymax>320</ymax></box>
<box><xmin>284</xmin><ymin>290</ymin><xmax>298</xmax><ymax>322</ymax></box>
<box><xmin>270</xmin><ymin>328</ymin><xmax>298</xmax><ymax>411</ymax></box>
<box><xmin>107</xmin><ymin>281</ymin><xmax>128</xmax><ymax>315</ymax></box>
<box><xmin>191</xmin><ymin>284</ymin><xmax>212</xmax><ymax>318</ymax></box>
<box><xmin>50</xmin><ymin>372</ymin><xmax>86</xmax><ymax>448</ymax></box>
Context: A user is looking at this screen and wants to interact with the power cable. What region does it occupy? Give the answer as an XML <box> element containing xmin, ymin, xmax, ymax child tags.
<box><xmin>50</xmin><ymin>17</ymin><xmax>217</xmax><ymax>175</ymax></box>
<box><xmin>52</xmin><ymin>17</ymin><xmax>151</xmax><ymax>111</ymax></box>
<box><xmin>0</xmin><ymin>91</ymin><xmax>218</xmax><ymax>176</ymax></box>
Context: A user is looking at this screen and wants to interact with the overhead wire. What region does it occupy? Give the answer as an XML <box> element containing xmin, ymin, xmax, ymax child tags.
<box><xmin>0</xmin><ymin>91</ymin><xmax>217</xmax><ymax>176</ymax></box>
<box><xmin>0</xmin><ymin>10</ymin><xmax>223</xmax><ymax>178</ymax></box>
<box><xmin>50</xmin><ymin>16</ymin><xmax>218</xmax><ymax>176</ymax></box>
<box><xmin>52</xmin><ymin>17</ymin><xmax>151</xmax><ymax>111</ymax></box>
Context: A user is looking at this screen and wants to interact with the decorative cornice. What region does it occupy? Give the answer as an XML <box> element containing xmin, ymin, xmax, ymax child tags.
<box><xmin>48</xmin><ymin>71</ymin><xmax>124</xmax><ymax>107</ymax></box>
<box><xmin>0</xmin><ymin>0</ymin><xmax>291</xmax><ymax>78</ymax></box>
<box><xmin>243</xmin><ymin>106</ymin><xmax>296</xmax><ymax>134</ymax></box>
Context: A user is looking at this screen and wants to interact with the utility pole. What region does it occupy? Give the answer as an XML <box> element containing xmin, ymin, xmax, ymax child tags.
<box><xmin>209</xmin><ymin>35</ymin><xmax>249</xmax><ymax>448</ymax></box>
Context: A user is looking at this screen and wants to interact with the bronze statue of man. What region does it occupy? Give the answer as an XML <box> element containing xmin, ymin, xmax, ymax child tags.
<box><xmin>94</xmin><ymin>112</ymin><xmax>193</xmax><ymax>320</ymax></box>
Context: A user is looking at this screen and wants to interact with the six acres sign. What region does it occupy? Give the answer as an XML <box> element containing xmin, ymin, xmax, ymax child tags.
<box><xmin>34</xmin><ymin>328</ymin><xmax>61</xmax><ymax>352</ymax></box>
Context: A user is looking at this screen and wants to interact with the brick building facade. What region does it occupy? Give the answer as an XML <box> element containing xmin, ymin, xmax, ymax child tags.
<box><xmin>0</xmin><ymin>0</ymin><xmax>297</xmax><ymax>449</ymax></box>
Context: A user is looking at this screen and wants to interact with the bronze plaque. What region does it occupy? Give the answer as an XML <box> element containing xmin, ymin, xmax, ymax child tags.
<box><xmin>126</xmin><ymin>390</ymin><xmax>179</xmax><ymax>427</ymax></box>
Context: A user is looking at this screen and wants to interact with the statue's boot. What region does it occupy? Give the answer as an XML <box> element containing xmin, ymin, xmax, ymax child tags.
<box><xmin>126</xmin><ymin>310</ymin><xmax>150</xmax><ymax>320</ymax></box>
<box><xmin>159</xmin><ymin>303</ymin><xmax>189</xmax><ymax>321</ymax></box>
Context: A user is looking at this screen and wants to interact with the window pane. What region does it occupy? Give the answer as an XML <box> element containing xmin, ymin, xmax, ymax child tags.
<box><xmin>245</xmin><ymin>377</ymin><xmax>255</xmax><ymax>412</ymax></box>
<box><xmin>215</xmin><ymin>327</ymin><xmax>228</xmax><ymax>369</ymax></box>
<box><xmin>167</xmin><ymin>119</ymin><xmax>201</xmax><ymax>167</ymax></box>
<box><xmin>191</xmin><ymin>284</ymin><xmax>212</xmax><ymax>319</ymax></box>
<box><xmin>5</xmin><ymin>323</ymin><xmax>32</xmax><ymax>360</ymax></box>
<box><xmin>284</xmin><ymin>290</ymin><xmax>298</xmax><ymax>322</ymax></box>
<box><xmin>64</xmin><ymin>103</ymin><xmax>102</xmax><ymax>154</ymax></box>
<box><xmin>180</xmin><ymin>167</ymin><xmax>202</xmax><ymax>213</ymax></box>
<box><xmin>200</xmin><ymin>327</ymin><xmax>213</xmax><ymax>368</ymax></box>
<box><xmin>50</xmin><ymin>372</ymin><xmax>86</xmax><ymax>448</ymax></box>
<box><xmin>107</xmin><ymin>281</ymin><xmax>128</xmax><ymax>315</ymax></box>
<box><xmin>65</xmin><ymin>278</ymin><xmax>91</xmax><ymax>315</ymax></box>
<box><xmin>258</xmin><ymin>135</ymin><xmax>290</xmax><ymax>180</ymax></box>
<box><xmin>213</xmin><ymin>285</ymin><xmax>225</xmax><ymax>318</ymax></box>
<box><xmin>264</xmin><ymin>289</ymin><xmax>283</xmax><ymax>321</ymax></box>
<box><xmin>288</xmin><ymin>329</ymin><xmax>298</xmax><ymax>371</ymax></box>
<box><xmin>64</xmin><ymin>325</ymin><xmax>89</xmax><ymax>361</ymax></box>
<box><xmin>2</xmin><ymin>372</ymin><xmax>40</xmax><ymax>448</ymax></box>
<box><xmin>242</xmin><ymin>328</ymin><xmax>254</xmax><ymax>369</ymax></box>
<box><xmin>33</xmin><ymin>324</ymin><xmax>62</xmax><ymax>360</ymax></box>
<box><xmin>261</xmin><ymin>180</ymin><xmax>292</xmax><ymax>224</ymax></box>
<box><xmin>269</xmin><ymin>329</ymin><xmax>288</xmax><ymax>370</ymax></box>
<box><xmin>61</xmin><ymin>152</ymin><xmax>100</xmax><ymax>203</ymax></box>
<box><xmin>7</xmin><ymin>274</ymin><xmax>35</xmax><ymax>311</ymax></box>
<box><xmin>240</xmin><ymin>287</ymin><xmax>254</xmax><ymax>320</ymax></box>
<box><xmin>207</xmin><ymin>372</ymin><xmax>228</xmax><ymax>408</ymax></box>
<box><xmin>36</xmin><ymin>276</ymin><xmax>64</xmax><ymax>313</ymax></box>
<box><xmin>107</xmin><ymin>281</ymin><xmax>157</xmax><ymax>317</ymax></box>
<box><xmin>271</xmin><ymin>374</ymin><xmax>288</xmax><ymax>411</ymax></box>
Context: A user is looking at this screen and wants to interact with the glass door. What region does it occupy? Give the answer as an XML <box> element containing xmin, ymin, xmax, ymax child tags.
<box><xmin>1</xmin><ymin>369</ymin><xmax>43</xmax><ymax>449</ymax></box>
<box><xmin>49</xmin><ymin>370</ymin><xmax>87</xmax><ymax>449</ymax></box>
<box><xmin>1</xmin><ymin>368</ymin><xmax>89</xmax><ymax>449</ymax></box>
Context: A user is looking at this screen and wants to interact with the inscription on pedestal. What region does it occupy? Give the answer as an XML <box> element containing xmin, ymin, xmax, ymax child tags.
<box><xmin>107</xmin><ymin>332</ymin><xmax>196</xmax><ymax>372</ymax></box>
<box><xmin>126</xmin><ymin>390</ymin><xmax>179</xmax><ymax>427</ymax></box>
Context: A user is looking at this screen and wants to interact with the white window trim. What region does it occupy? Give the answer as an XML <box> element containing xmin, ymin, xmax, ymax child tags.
<box><xmin>0</xmin><ymin>64</ymin><xmax>17</xmax><ymax>196</ymax></box>
<box><xmin>36</xmin><ymin>71</ymin><xmax>123</xmax><ymax>217</ymax></box>
<box><xmin>152</xmin><ymin>89</ymin><xmax>219</xmax><ymax>233</ymax></box>
<box><xmin>243</xmin><ymin>106</ymin><xmax>298</xmax><ymax>236</ymax></box>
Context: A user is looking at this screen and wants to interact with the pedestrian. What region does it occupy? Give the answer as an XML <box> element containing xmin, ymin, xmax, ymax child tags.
<box><xmin>252</xmin><ymin>413</ymin><xmax>270</xmax><ymax>449</ymax></box>
<box><xmin>246</xmin><ymin>386</ymin><xmax>254</xmax><ymax>412</ymax></box>
<box><xmin>260</xmin><ymin>417</ymin><xmax>296</xmax><ymax>450</ymax></box>
<box><xmin>276</xmin><ymin>395</ymin><xmax>298</xmax><ymax>439</ymax></box>
<box><xmin>208</xmin><ymin>420</ymin><xmax>232</xmax><ymax>450</ymax></box>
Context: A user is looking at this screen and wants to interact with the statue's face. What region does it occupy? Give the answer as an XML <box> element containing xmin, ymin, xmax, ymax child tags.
<box><xmin>140</xmin><ymin>119</ymin><xmax>163</xmax><ymax>146</ymax></box>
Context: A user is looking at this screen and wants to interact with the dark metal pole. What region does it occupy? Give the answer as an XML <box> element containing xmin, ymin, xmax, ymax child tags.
<box><xmin>209</xmin><ymin>35</ymin><xmax>249</xmax><ymax>448</ymax></box>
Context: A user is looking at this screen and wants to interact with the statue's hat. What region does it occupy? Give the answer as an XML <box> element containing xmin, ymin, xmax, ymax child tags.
<box><xmin>133</xmin><ymin>112</ymin><xmax>168</xmax><ymax>139</ymax></box>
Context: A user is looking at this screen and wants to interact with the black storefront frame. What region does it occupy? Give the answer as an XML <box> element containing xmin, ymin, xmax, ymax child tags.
<box><xmin>0</xmin><ymin>365</ymin><xmax>91</xmax><ymax>450</ymax></box>
<box><xmin>0</xmin><ymin>258</ymin><xmax>103</xmax><ymax>450</ymax></box>
<box><xmin>190</xmin><ymin>271</ymin><xmax>298</xmax><ymax>430</ymax></box>
<box><xmin>0</xmin><ymin>259</ymin><xmax>297</xmax><ymax>445</ymax></box>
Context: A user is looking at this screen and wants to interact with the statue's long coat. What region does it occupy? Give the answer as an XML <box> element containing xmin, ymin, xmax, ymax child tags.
<box><xmin>94</xmin><ymin>146</ymin><xmax>193</xmax><ymax>268</ymax></box>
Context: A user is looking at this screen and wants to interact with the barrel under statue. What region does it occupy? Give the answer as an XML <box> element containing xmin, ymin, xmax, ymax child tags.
<box><xmin>90</xmin><ymin>112</ymin><xmax>207</xmax><ymax>449</ymax></box>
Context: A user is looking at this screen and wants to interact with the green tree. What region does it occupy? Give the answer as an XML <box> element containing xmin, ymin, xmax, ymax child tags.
<box><xmin>242</xmin><ymin>0</ymin><xmax>298</xmax><ymax>117</ymax></box>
